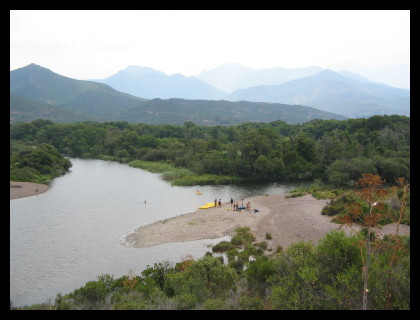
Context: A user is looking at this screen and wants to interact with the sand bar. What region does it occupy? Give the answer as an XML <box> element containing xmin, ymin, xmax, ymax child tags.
<box><xmin>125</xmin><ymin>193</ymin><xmax>410</xmax><ymax>250</ymax></box>
<box><xmin>10</xmin><ymin>181</ymin><xmax>50</xmax><ymax>200</ymax></box>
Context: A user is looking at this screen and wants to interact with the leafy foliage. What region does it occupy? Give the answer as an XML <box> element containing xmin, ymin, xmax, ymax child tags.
<box><xmin>10</xmin><ymin>115</ymin><xmax>410</xmax><ymax>187</ymax></box>
<box><xmin>10</xmin><ymin>141</ymin><xmax>72</xmax><ymax>184</ymax></box>
<box><xmin>13</xmin><ymin>223</ymin><xmax>409</xmax><ymax>310</ymax></box>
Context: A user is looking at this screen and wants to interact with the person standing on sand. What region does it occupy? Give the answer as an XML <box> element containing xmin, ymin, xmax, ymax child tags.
<box><xmin>218</xmin><ymin>199</ymin><xmax>222</xmax><ymax>206</ymax></box>
<box><xmin>215</xmin><ymin>199</ymin><xmax>217</xmax><ymax>206</ymax></box>
<box><xmin>231</xmin><ymin>198</ymin><xmax>234</xmax><ymax>207</ymax></box>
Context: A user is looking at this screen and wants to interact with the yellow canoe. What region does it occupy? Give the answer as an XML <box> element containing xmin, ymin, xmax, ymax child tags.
<box><xmin>199</xmin><ymin>202</ymin><xmax>215</xmax><ymax>209</ymax></box>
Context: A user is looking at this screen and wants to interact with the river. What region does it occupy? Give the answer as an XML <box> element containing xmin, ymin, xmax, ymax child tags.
<box><xmin>10</xmin><ymin>158</ymin><xmax>310</xmax><ymax>307</ymax></box>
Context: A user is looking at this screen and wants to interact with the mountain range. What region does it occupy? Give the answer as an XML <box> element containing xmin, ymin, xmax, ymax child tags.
<box><xmin>92</xmin><ymin>63</ymin><xmax>409</xmax><ymax>118</ymax></box>
<box><xmin>10</xmin><ymin>64</ymin><xmax>347</xmax><ymax>125</ymax></box>
<box><xmin>196</xmin><ymin>63</ymin><xmax>324</xmax><ymax>92</ymax></box>
<box><xmin>225</xmin><ymin>69</ymin><xmax>410</xmax><ymax>118</ymax></box>
<box><xmin>92</xmin><ymin>66</ymin><xmax>226</xmax><ymax>100</ymax></box>
<box><xmin>196</xmin><ymin>62</ymin><xmax>410</xmax><ymax>92</ymax></box>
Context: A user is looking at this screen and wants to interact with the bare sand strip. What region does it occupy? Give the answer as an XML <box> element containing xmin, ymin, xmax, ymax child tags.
<box><xmin>10</xmin><ymin>181</ymin><xmax>50</xmax><ymax>200</ymax></box>
<box><xmin>125</xmin><ymin>193</ymin><xmax>410</xmax><ymax>250</ymax></box>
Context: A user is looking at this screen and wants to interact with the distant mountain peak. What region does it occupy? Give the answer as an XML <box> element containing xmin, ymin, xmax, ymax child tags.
<box><xmin>118</xmin><ymin>65</ymin><xmax>166</xmax><ymax>76</ymax></box>
<box><xmin>20</xmin><ymin>63</ymin><xmax>49</xmax><ymax>72</ymax></box>
<box><xmin>305</xmin><ymin>69</ymin><xmax>352</xmax><ymax>83</ymax></box>
<box><xmin>316</xmin><ymin>69</ymin><xmax>343</xmax><ymax>77</ymax></box>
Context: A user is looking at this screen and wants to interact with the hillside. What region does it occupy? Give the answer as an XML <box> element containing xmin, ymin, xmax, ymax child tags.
<box><xmin>92</xmin><ymin>65</ymin><xmax>226</xmax><ymax>100</ymax></box>
<box><xmin>117</xmin><ymin>98</ymin><xmax>347</xmax><ymax>125</ymax></box>
<box><xmin>10</xmin><ymin>93</ymin><xmax>96</xmax><ymax>123</ymax></box>
<box><xmin>10</xmin><ymin>64</ymin><xmax>146</xmax><ymax>117</ymax></box>
<box><xmin>10</xmin><ymin>64</ymin><xmax>347</xmax><ymax>125</ymax></box>
<box><xmin>225</xmin><ymin>70</ymin><xmax>410</xmax><ymax>118</ymax></box>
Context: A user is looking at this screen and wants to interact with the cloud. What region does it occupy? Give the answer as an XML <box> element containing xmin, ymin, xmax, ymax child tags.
<box><xmin>10</xmin><ymin>10</ymin><xmax>410</xmax><ymax>79</ymax></box>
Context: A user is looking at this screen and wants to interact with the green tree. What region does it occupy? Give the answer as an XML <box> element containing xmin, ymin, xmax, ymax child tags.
<box><xmin>245</xmin><ymin>255</ymin><xmax>276</xmax><ymax>296</ymax></box>
<box><xmin>164</xmin><ymin>255</ymin><xmax>237</xmax><ymax>303</ymax></box>
<box><xmin>268</xmin><ymin>242</ymin><xmax>322</xmax><ymax>310</ymax></box>
<box><xmin>295</xmin><ymin>132</ymin><xmax>317</xmax><ymax>163</ymax></box>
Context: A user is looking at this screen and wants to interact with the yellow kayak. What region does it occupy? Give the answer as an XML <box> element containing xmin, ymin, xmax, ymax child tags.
<box><xmin>199</xmin><ymin>202</ymin><xmax>215</xmax><ymax>209</ymax></box>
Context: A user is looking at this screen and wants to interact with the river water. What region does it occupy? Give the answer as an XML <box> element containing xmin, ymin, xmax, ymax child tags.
<box><xmin>10</xmin><ymin>158</ymin><xmax>309</xmax><ymax>307</ymax></box>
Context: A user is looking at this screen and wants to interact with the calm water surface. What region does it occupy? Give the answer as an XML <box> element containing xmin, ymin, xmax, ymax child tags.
<box><xmin>10</xmin><ymin>158</ymin><xmax>309</xmax><ymax>307</ymax></box>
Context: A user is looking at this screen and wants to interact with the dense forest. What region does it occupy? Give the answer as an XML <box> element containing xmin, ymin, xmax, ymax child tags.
<box><xmin>10</xmin><ymin>115</ymin><xmax>410</xmax><ymax>186</ymax></box>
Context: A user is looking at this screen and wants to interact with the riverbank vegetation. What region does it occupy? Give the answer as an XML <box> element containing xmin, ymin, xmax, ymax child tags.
<box><xmin>10</xmin><ymin>138</ymin><xmax>72</xmax><ymax>184</ymax></box>
<box><xmin>11</xmin><ymin>177</ymin><xmax>409</xmax><ymax>310</ymax></box>
<box><xmin>10</xmin><ymin>115</ymin><xmax>409</xmax><ymax>186</ymax></box>
<box><xmin>12</xmin><ymin>215</ymin><xmax>409</xmax><ymax>310</ymax></box>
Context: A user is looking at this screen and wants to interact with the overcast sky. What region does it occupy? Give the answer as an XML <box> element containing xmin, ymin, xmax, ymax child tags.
<box><xmin>10</xmin><ymin>10</ymin><xmax>410</xmax><ymax>80</ymax></box>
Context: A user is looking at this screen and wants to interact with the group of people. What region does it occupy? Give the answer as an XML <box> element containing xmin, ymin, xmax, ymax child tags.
<box><xmin>214</xmin><ymin>198</ymin><xmax>222</xmax><ymax>206</ymax></box>
<box><xmin>212</xmin><ymin>197</ymin><xmax>253</xmax><ymax>212</ymax></box>
<box><xmin>230</xmin><ymin>198</ymin><xmax>251</xmax><ymax>211</ymax></box>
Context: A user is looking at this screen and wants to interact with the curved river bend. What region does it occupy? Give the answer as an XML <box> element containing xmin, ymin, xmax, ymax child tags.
<box><xmin>10</xmin><ymin>158</ymin><xmax>309</xmax><ymax>307</ymax></box>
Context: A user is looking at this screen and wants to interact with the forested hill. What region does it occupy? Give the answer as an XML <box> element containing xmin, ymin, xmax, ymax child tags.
<box><xmin>10</xmin><ymin>64</ymin><xmax>145</xmax><ymax>117</ymax></box>
<box><xmin>10</xmin><ymin>64</ymin><xmax>346</xmax><ymax>125</ymax></box>
<box><xmin>117</xmin><ymin>99</ymin><xmax>347</xmax><ymax>125</ymax></box>
<box><xmin>10</xmin><ymin>93</ymin><xmax>95</xmax><ymax>123</ymax></box>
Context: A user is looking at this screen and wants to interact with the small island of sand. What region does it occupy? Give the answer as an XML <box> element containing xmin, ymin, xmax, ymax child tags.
<box><xmin>10</xmin><ymin>181</ymin><xmax>50</xmax><ymax>200</ymax></box>
<box><xmin>125</xmin><ymin>193</ymin><xmax>410</xmax><ymax>250</ymax></box>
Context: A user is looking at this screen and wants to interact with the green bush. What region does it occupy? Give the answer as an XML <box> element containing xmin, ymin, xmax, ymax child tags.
<box><xmin>175</xmin><ymin>293</ymin><xmax>199</xmax><ymax>310</ymax></box>
<box><xmin>212</xmin><ymin>241</ymin><xmax>235</xmax><ymax>253</ymax></box>
<box><xmin>254</xmin><ymin>241</ymin><xmax>268</xmax><ymax>251</ymax></box>
<box><xmin>321</xmin><ymin>204</ymin><xmax>342</xmax><ymax>216</ymax></box>
<box><xmin>230</xmin><ymin>235</ymin><xmax>244</xmax><ymax>246</ymax></box>
<box><xmin>239</xmin><ymin>296</ymin><xmax>265</xmax><ymax>310</ymax></box>
<box><xmin>202</xmin><ymin>298</ymin><xmax>228</xmax><ymax>310</ymax></box>
<box><xmin>245</xmin><ymin>256</ymin><xmax>276</xmax><ymax>295</ymax></box>
<box><xmin>229</xmin><ymin>258</ymin><xmax>245</xmax><ymax>274</ymax></box>
<box><xmin>71</xmin><ymin>281</ymin><xmax>108</xmax><ymax>307</ymax></box>
<box><xmin>10</xmin><ymin>166</ymin><xmax>40</xmax><ymax>183</ymax></box>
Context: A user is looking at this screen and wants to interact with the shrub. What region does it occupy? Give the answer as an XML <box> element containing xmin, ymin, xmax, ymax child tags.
<box><xmin>245</xmin><ymin>256</ymin><xmax>276</xmax><ymax>295</ymax></box>
<box><xmin>202</xmin><ymin>298</ymin><xmax>228</xmax><ymax>310</ymax></box>
<box><xmin>175</xmin><ymin>293</ymin><xmax>199</xmax><ymax>310</ymax></box>
<box><xmin>239</xmin><ymin>296</ymin><xmax>265</xmax><ymax>310</ymax></box>
<box><xmin>54</xmin><ymin>293</ymin><xmax>73</xmax><ymax>310</ymax></box>
<box><xmin>71</xmin><ymin>281</ymin><xmax>108</xmax><ymax>307</ymax></box>
<box><xmin>10</xmin><ymin>166</ymin><xmax>40</xmax><ymax>183</ymax></box>
<box><xmin>254</xmin><ymin>241</ymin><xmax>268</xmax><ymax>251</ymax></box>
<box><xmin>229</xmin><ymin>258</ymin><xmax>245</xmax><ymax>274</ymax></box>
<box><xmin>315</xmin><ymin>230</ymin><xmax>361</xmax><ymax>277</ymax></box>
<box><xmin>212</xmin><ymin>241</ymin><xmax>234</xmax><ymax>253</ymax></box>
<box><xmin>287</xmin><ymin>191</ymin><xmax>306</xmax><ymax>198</ymax></box>
<box><xmin>230</xmin><ymin>235</ymin><xmax>244</xmax><ymax>246</ymax></box>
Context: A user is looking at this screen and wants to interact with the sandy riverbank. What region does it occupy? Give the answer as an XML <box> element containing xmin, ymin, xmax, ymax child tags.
<box><xmin>10</xmin><ymin>181</ymin><xmax>50</xmax><ymax>200</ymax></box>
<box><xmin>125</xmin><ymin>193</ymin><xmax>410</xmax><ymax>250</ymax></box>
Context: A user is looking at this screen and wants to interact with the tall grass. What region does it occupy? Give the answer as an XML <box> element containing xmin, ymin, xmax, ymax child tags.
<box><xmin>129</xmin><ymin>160</ymin><xmax>242</xmax><ymax>186</ymax></box>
